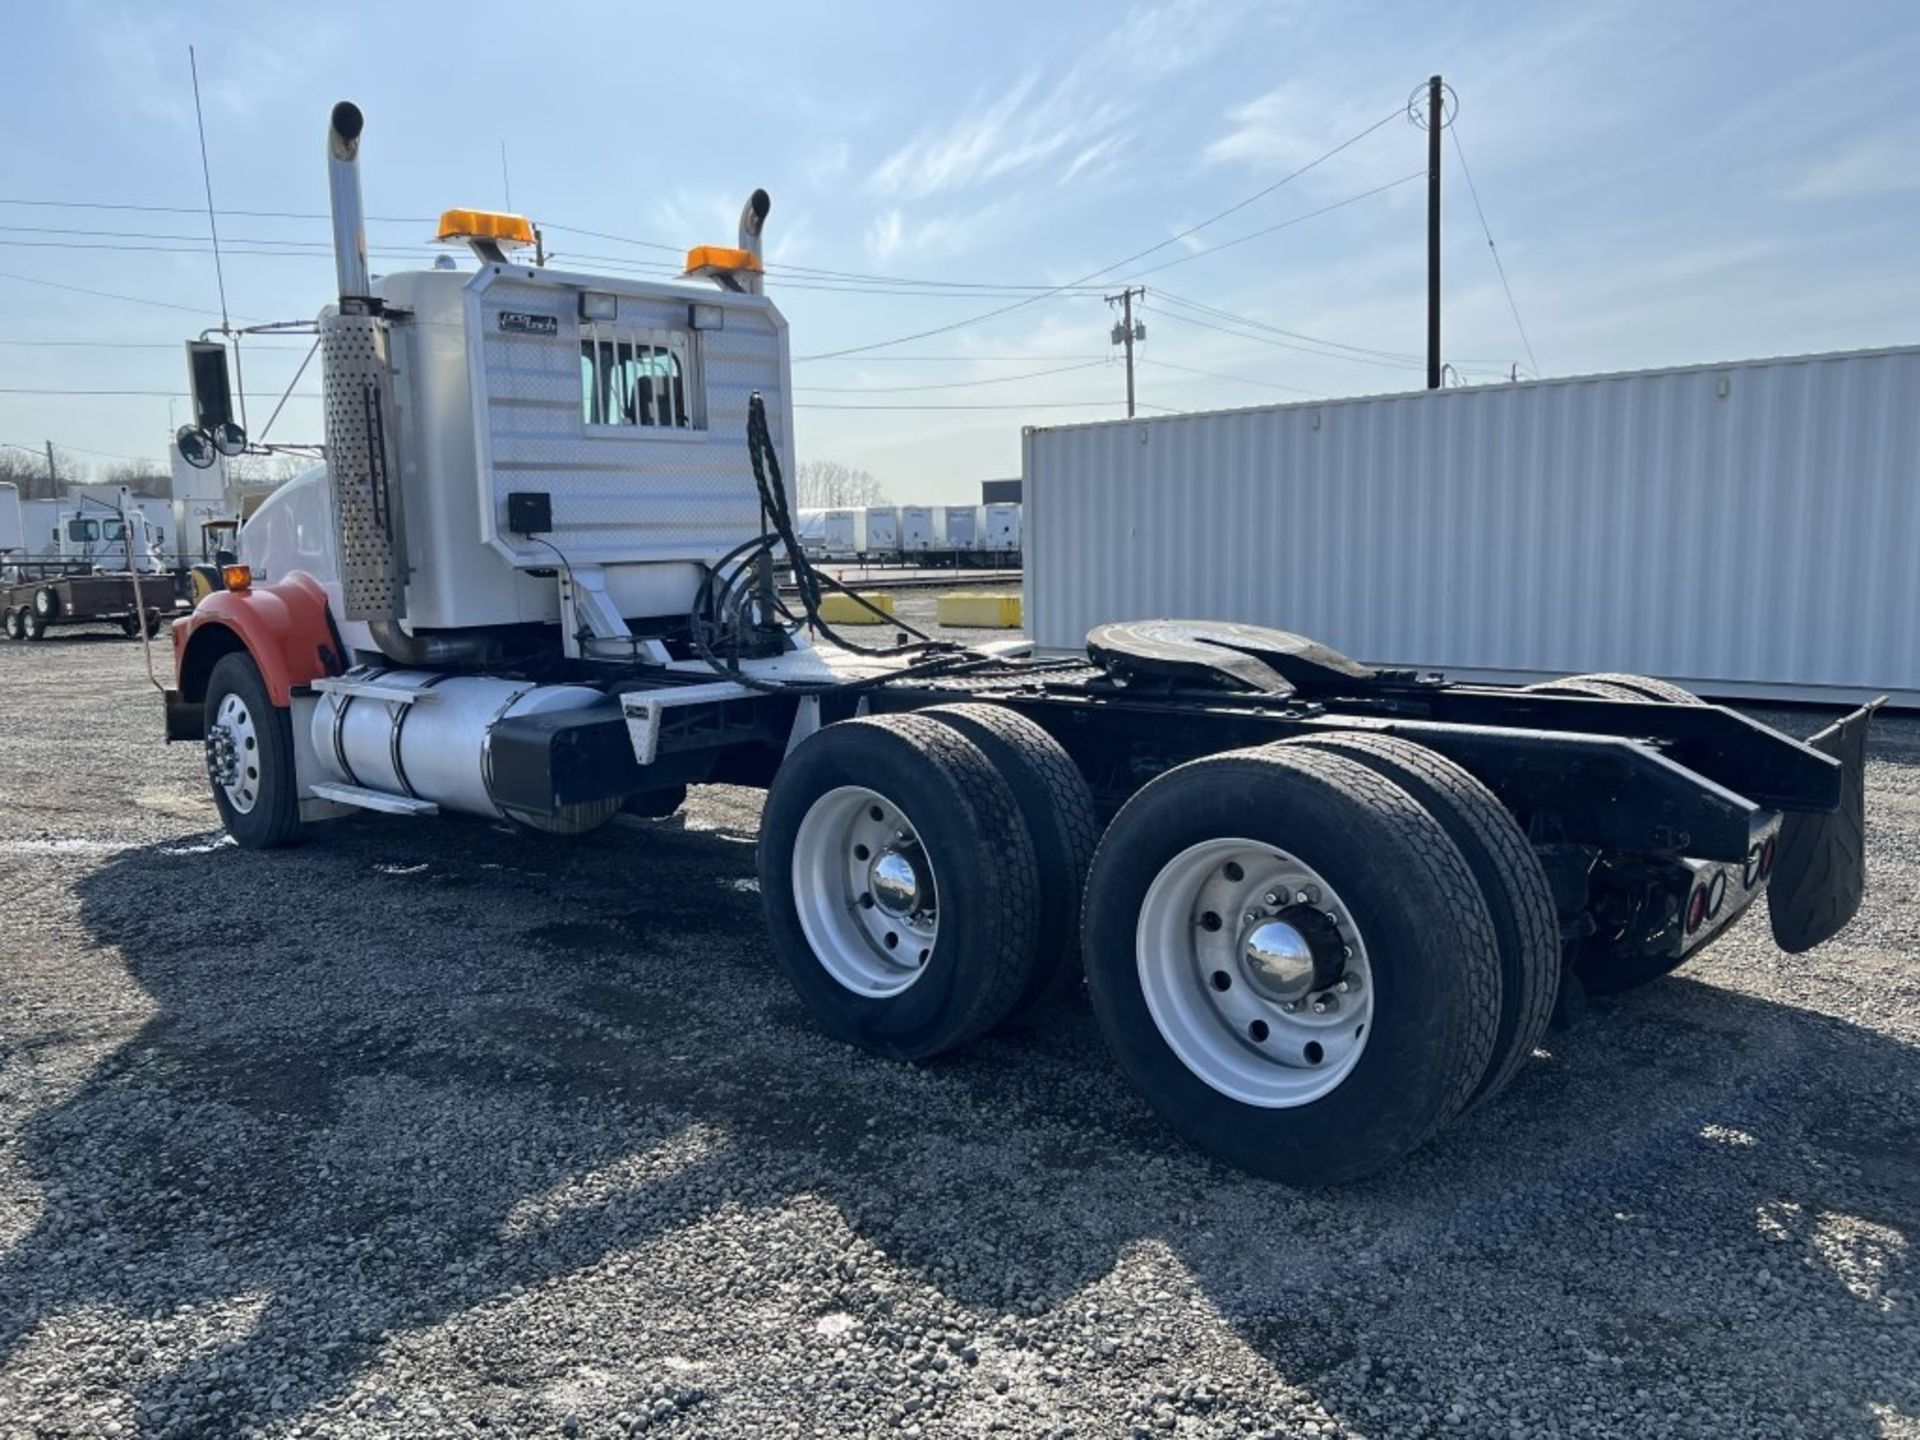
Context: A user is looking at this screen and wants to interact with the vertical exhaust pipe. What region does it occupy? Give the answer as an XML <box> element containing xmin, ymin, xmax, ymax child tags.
<box><xmin>736</xmin><ymin>189</ymin><xmax>770</xmax><ymax>296</ymax></box>
<box><xmin>328</xmin><ymin>101</ymin><xmax>372</xmax><ymax>306</ymax></box>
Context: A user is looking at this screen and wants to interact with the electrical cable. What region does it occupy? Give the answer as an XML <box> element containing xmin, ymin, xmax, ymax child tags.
<box><xmin>1139</xmin><ymin>356</ymin><xmax>1321</xmax><ymax>396</ymax></box>
<box><xmin>1449</xmin><ymin>122</ymin><xmax>1541</xmax><ymax>377</ymax></box>
<box><xmin>795</xmin><ymin>106</ymin><xmax>1405</xmax><ymax>362</ymax></box>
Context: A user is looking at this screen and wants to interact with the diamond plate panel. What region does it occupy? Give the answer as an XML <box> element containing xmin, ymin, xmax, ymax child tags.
<box><xmin>321</xmin><ymin>311</ymin><xmax>406</xmax><ymax>619</ymax></box>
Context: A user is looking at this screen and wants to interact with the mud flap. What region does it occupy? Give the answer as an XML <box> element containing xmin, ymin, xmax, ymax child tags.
<box><xmin>1768</xmin><ymin>699</ymin><xmax>1883</xmax><ymax>954</ymax></box>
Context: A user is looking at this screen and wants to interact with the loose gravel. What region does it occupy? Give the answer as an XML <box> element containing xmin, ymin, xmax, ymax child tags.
<box><xmin>0</xmin><ymin>628</ymin><xmax>1915</xmax><ymax>1439</ymax></box>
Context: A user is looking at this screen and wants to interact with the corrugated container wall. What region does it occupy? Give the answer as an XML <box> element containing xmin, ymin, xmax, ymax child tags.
<box><xmin>1024</xmin><ymin>347</ymin><xmax>1920</xmax><ymax>704</ymax></box>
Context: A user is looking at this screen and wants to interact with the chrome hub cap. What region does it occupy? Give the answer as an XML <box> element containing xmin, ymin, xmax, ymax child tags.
<box><xmin>205</xmin><ymin>694</ymin><xmax>261</xmax><ymax>815</ymax></box>
<box><xmin>1242</xmin><ymin>919</ymin><xmax>1317</xmax><ymax>1002</ymax></box>
<box><xmin>1137</xmin><ymin>838</ymin><xmax>1375</xmax><ymax>1107</ymax></box>
<box><xmin>792</xmin><ymin>786</ymin><xmax>940</xmax><ymax>997</ymax></box>
<box><xmin>868</xmin><ymin>847</ymin><xmax>925</xmax><ymax>917</ymax></box>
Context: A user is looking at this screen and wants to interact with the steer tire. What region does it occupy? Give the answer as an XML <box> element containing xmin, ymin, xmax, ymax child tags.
<box><xmin>1081</xmin><ymin>744</ymin><xmax>1501</xmax><ymax>1184</ymax></box>
<box><xmin>919</xmin><ymin>703</ymin><xmax>1100</xmax><ymax>1008</ymax></box>
<box><xmin>1282</xmin><ymin>732</ymin><xmax>1559</xmax><ymax>1110</ymax></box>
<box><xmin>204</xmin><ymin>652</ymin><xmax>303</xmax><ymax>850</ymax></box>
<box><xmin>759</xmin><ymin>713</ymin><xmax>1041</xmax><ymax>1061</ymax></box>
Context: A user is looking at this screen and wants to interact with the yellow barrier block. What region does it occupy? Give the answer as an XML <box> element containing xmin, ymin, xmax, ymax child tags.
<box><xmin>816</xmin><ymin>591</ymin><xmax>895</xmax><ymax>624</ymax></box>
<box><xmin>936</xmin><ymin>592</ymin><xmax>1023</xmax><ymax>629</ymax></box>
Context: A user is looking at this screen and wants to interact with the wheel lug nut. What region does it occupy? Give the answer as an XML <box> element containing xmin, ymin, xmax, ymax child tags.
<box><xmin>1262</xmin><ymin>891</ymin><xmax>1280</xmax><ymax>906</ymax></box>
<box><xmin>1336</xmin><ymin>979</ymin><xmax>1353</xmax><ymax>994</ymax></box>
<box><xmin>1297</xmin><ymin>888</ymin><xmax>1317</xmax><ymax>904</ymax></box>
<box><xmin>1312</xmin><ymin>997</ymin><xmax>1335</xmax><ymax>1015</ymax></box>
<box><xmin>1243</xmin><ymin>911</ymin><xmax>1258</xmax><ymax>924</ymax></box>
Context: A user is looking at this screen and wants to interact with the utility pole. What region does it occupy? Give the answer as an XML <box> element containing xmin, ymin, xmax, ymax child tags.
<box><xmin>1106</xmin><ymin>286</ymin><xmax>1145</xmax><ymax>417</ymax></box>
<box><xmin>1426</xmin><ymin>74</ymin><xmax>1443</xmax><ymax>391</ymax></box>
<box><xmin>44</xmin><ymin>440</ymin><xmax>57</xmax><ymax>501</ymax></box>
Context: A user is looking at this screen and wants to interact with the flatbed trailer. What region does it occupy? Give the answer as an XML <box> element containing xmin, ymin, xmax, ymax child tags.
<box><xmin>154</xmin><ymin>100</ymin><xmax>1880</xmax><ymax>1184</ymax></box>
<box><xmin>3</xmin><ymin>567</ymin><xmax>171</xmax><ymax>641</ymax></box>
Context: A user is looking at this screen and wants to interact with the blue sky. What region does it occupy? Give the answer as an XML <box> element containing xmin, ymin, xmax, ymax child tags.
<box><xmin>3</xmin><ymin>0</ymin><xmax>1916</xmax><ymax>502</ymax></box>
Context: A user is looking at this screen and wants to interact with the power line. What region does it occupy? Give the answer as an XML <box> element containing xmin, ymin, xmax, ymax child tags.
<box><xmin>1122</xmin><ymin>172</ymin><xmax>1425</xmax><ymax>280</ymax></box>
<box><xmin>0</xmin><ymin>337</ymin><xmax>311</xmax><ymax>350</ymax></box>
<box><xmin>1449</xmin><ymin>122</ymin><xmax>1540</xmax><ymax>377</ymax></box>
<box><xmin>794</xmin><ymin>399</ymin><xmax>1126</xmax><ymax>411</ymax></box>
<box><xmin>793</xmin><ymin>359</ymin><xmax>1110</xmax><ymax>394</ymax></box>
<box><xmin>0</xmin><ymin>268</ymin><xmax>252</xmax><ymax>321</ymax></box>
<box><xmin>796</xmin><ymin>104</ymin><xmax>1406</xmax><ymax>362</ymax></box>
<box><xmin>1139</xmin><ymin>356</ymin><xmax>1321</xmax><ymax>397</ymax></box>
<box><xmin>0</xmin><ymin>196</ymin><xmax>435</xmax><ymax>224</ymax></box>
<box><xmin>1151</xmin><ymin>290</ymin><xmax>1427</xmax><ymax>363</ymax></box>
<box><xmin>1148</xmin><ymin>305</ymin><xmax>1425</xmax><ymax>373</ymax></box>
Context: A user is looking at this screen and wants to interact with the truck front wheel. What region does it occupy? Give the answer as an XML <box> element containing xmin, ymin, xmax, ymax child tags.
<box><xmin>1082</xmin><ymin>745</ymin><xmax>1501</xmax><ymax>1184</ymax></box>
<box><xmin>203</xmin><ymin>652</ymin><xmax>303</xmax><ymax>849</ymax></box>
<box><xmin>759</xmin><ymin>714</ymin><xmax>1041</xmax><ymax>1060</ymax></box>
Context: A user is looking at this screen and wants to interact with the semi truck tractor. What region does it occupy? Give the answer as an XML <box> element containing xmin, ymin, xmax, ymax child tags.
<box><xmin>160</xmin><ymin>102</ymin><xmax>1879</xmax><ymax>1183</ymax></box>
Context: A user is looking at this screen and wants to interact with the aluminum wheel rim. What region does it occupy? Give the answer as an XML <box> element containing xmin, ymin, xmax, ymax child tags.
<box><xmin>1137</xmin><ymin>837</ymin><xmax>1375</xmax><ymax>1107</ymax></box>
<box><xmin>207</xmin><ymin>692</ymin><xmax>263</xmax><ymax>815</ymax></box>
<box><xmin>791</xmin><ymin>785</ymin><xmax>939</xmax><ymax>997</ymax></box>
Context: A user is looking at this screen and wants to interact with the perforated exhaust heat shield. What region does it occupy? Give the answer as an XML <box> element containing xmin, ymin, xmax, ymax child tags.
<box><xmin>321</xmin><ymin>310</ymin><xmax>407</xmax><ymax>620</ymax></box>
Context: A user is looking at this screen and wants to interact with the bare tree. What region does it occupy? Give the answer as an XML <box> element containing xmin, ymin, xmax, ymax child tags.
<box><xmin>796</xmin><ymin>459</ymin><xmax>887</xmax><ymax>509</ymax></box>
<box><xmin>225</xmin><ymin>452</ymin><xmax>309</xmax><ymax>487</ymax></box>
<box><xmin>100</xmin><ymin>459</ymin><xmax>172</xmax><ymax>498</ymax></box>
<box><xmin>0</xmin><ymin>445</ymin><xmax>88</xmax><ymax>499</ymax></box>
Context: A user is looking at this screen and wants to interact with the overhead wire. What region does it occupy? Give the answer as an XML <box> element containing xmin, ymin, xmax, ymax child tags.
<box><xmin>1448</xmin><ymin>121</ymin><xmax>1540</xmax><ymax>377</ymax></box>
<box><xmin>794</xmin><ymin>105</ymin><xmax>1406</xmax><ymax>362</ymax></box>
<box><xmin>1139</xmin><ymin>356</ymin><xmax>1321</xmax><ymax>397</ymax></box>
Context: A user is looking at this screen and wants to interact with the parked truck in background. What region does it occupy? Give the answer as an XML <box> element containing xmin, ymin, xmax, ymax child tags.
<box><xmin>155</xmin><ymin>101</ymin><xmax>1879</xmax><ymax>1184</ymax></box>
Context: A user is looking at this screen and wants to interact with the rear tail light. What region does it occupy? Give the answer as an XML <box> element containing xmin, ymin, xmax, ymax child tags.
<box><xmin>1685</xmin><ymin>884</ymin><xmax>1709</xmax><ymax>935</ymax></box>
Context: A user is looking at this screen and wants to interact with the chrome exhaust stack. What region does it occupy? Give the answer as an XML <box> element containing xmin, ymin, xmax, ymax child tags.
<box><xmin>736</xmin><ymin>189</ymin><xmax>770</xmax><ymax>296</ymax></box>
<box><xmin>321</xmin><ymin>100</ymin><xmax>408</xmax><ymax>627</ymax></box>
<box><xmin>327</xmin><ymin>102</ymin><xmax>373</xmax><ymax>307</ymax></box>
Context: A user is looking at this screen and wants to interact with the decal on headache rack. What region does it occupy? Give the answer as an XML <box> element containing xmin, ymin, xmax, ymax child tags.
<box><xmin>498</xmin><ymin>312</ymin><xmax>559</xmax><ymax>336</ymax></box>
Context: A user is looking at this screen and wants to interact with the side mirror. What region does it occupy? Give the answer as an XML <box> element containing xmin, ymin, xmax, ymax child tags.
<box><xmin>176</xmin><ymin>425</ymin><xmax>217</xmax><ymax>470</ymax></box>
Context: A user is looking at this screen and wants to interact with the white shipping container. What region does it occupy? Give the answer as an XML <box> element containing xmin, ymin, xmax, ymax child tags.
<box><xmin>821</xmin><ymin>507</ymin><xmax>866</xmax><ymax>558</ymax></box>
<box><xmin>900</xmin><ymin>505</ymin><xmax>942</xmax><ymax>553</ymax></box>
<box><xmin>865</xmin><ymin>505</ymin><xmax>900</xmax><ymax>553</ymax></box>
<box><xmin>981</xmin><ymin>501</ymin><xmax>1022</xmax><ymax>553</ymax></box>
<box><xmin>1024</xmin><ymin>346</ymin><xmax>1920</xmax><ymax>705</ymax></box>
<box><xmin>21</xmin><ymin>499</ymin><xmax>60</xmax><ymax>557</ymax></box>
<box><xmin>0</xmin><ymin>482</ymin><xmax>21</xmax><ymax>557</ymax></box>
<box><xmin>943</xmin><ymin>504</ymin><xmax>980</xmax><ymax>551</ymax></box>
<box><xmin>794</xmin><ymin>507</ymin><xmax>828</xmax><ymax>558</ymax></box>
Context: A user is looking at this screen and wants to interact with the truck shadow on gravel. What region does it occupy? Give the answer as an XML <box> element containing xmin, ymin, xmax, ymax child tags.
<box><xmin>2</xmin><ymin>801</ymin><xmax>1914</xmax><ymax>1436</ymax></box>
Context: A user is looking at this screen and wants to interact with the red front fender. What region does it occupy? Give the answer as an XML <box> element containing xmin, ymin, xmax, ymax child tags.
<box><xmin>173</xmin><ymin>571</ymin><xmax>343</xmax><ymax>708</ymax></box>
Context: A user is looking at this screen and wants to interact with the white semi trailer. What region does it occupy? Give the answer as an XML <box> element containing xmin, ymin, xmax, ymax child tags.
<box><xmin>159</xmin><ymin>101</ymin><xmax>1879</xmax><ymax>1184</ymax></box>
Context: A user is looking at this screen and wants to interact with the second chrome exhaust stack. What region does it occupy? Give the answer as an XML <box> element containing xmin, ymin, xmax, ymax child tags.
<box><xmin>327</xmin><ymin>101</ymin><xmax>373</xmax><ymax>306</ymax></box>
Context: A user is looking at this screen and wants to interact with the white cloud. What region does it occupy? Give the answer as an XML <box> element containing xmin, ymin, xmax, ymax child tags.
<box><xmin>869</xmin><ymin>71</ymin><xmax>1126</xmax><ymax>201</ymax></box>
<box><xmin>93</xmin><ymin>11</ymin><xmax>322</xmax><ymax>131</ymax></box>
<box><xmin>868</xmin><ymin>0</ymin><xmax>1246</xmax><ymax>202</ymax></box>
<box><xmin>863</xmin><ymin>202</ymin><xmax>1012</xmax><ymax>263</ymax></box>
<box><xmin>1779</xmin><ymin>129</ymin><xmax>1920</xmax><ymax>201</ymax></box>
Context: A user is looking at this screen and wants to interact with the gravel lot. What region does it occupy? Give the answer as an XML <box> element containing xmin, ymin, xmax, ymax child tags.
<box><xmin>1</xmin><ymin>622</ymin><xmax>1915</xmax><ymax>1439</ymax></box>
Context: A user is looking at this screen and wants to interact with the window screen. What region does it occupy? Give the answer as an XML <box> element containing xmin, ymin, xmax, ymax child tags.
<box><xmin>579</xmin><ymin>323</ymin><xmax>696</xmax><ymax>431</ymax></box>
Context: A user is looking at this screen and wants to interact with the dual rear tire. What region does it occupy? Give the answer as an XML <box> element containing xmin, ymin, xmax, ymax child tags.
<box><xmin>761</xmin><ymin>710</ymin><xmax>1555</xmax><ymax>1183</ymax></box>
<box><xmin>1082</xmin><ymin>740</ymin><xmax>1551</xmax><ymax>1184</ymax></box>
<box><xmin>758</xmin><ymin>707</ymin><xmax>1095</xmax><ymax>1060</ymax></box>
